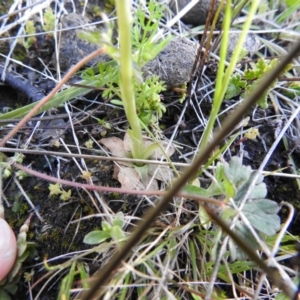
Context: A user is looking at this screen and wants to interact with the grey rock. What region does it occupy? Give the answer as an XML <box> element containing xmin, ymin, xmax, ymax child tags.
<box><xmin>227</xmin><ymin>33</ymin><xmax>260</xmax><ymax>58</ymax></box>
<box><xmin>55</xmin><ymin>13</ymin><xmax>109</xmax><ymax>71</ymax></box>
<box><xmin>142</xmin><ymin>38</ymin><xmax>197</xmax><ymax>88</ymax></box>
<box><xmin>169</xmin><ymin>0</ymin><xmax>221</xmax><ymax>26</ymax></box>
<box><xmin>56</xmin><ymin>14</ymin><xmax>197</xmax><ymax>88</ymax></box>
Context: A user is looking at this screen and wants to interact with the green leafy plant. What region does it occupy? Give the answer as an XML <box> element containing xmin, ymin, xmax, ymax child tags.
<box><xmin>57</xmin><ymin>261</ymin><xmax>89</xmax><ymax>300</ymax></box>
<box><xmin>0</xmin><ymin>153</ymin><xmax>25</xmax><ymax>179</ymax></box>
<box><xmin>224</xmin><ymin>73</ymin><xmax>247</xmax><ymax>100</ymax></box>
<box><xmin>24</xmin><ymin>20</ymin><xmax>36</xmax><ymax>49</ymax></box>
<box><xmin>131</xmin><ymin>0</ymin><xmax>170</xmax><ymax>67</ymax></box>
<box><xmin>225</xmin><ymin>58</ymin><xmax>293</xmax><ymax>108</ymax></box>
<box><xmin>1</xmin><ymin>0</ymin><xmax>299</xmax><ymax>298</ymax></box>
<box><xmin>22</xmin><ymin>7</ymin><xmax>55</xmax><ymax>50</ymax></box>
<box><xmin>57</xmin><ymin>0</ymin><xmax>172</xmax><ymax>171</ymax></box>
<box><xmin>42</xmin><ymin>7</ymin><xmax>55</xmax><ymax>34</ymax></box>
<box><xmin>84</xmin><ymin>212</ymin><xmax>126</xmax><ymax>245</ymax></box>
<box><xmin>185</xmin><ymin>156</ymin><xmax>281</xmax><ymax>260</ymax></box>
<box><xmin>0</xmin><ymin>1</ymin><xmax>169</xmax><ymax>132</ymax></box>
<box><xmin>82</xmin><ymin>65</ymin><xmax>166</xmax><ymax>127</ymax></box>
<box><xmin>81</xmin><ymin>0</ymin><xmax>170</xmax><ymax>159</ymax></box>
<box><xmin>115</xmin><ymin>0</ymin><xmax>172</xmax><ymax>163</ymax></box>
<box><xmin>197</xmin><ymin>0</ymin><xmax>260</xmax><ymax>154</ymax></box>
<box><xmin>48</xmin><ymin>183</ymin><xmax>72</xmax><ymax>201</ymax></box>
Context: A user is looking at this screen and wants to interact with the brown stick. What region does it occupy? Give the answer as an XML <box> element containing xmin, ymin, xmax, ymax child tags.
<box><xmin>0</xmin><ymin>47</ymin><xmax>106</xmax><ymax>147</ymax></box>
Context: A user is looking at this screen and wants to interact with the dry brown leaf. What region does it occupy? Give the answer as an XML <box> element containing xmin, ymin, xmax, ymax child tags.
<box><xmin>117</xmin><ymin>166</ymin><xmax>158</xmax><ymax>190</ymax></box>
<box><xmin>118</xmin><ymin>166</ymin><xmax>141</xmax><ymax>190</ymax></box>
<box><xmin>100</xmin><ymin>134</ymin><xmax>173</xmax><ymax>190</ymax></box>
<box><xmin>148</xmin><ymin>164</ymin><xmax>174</xmax><ymax>185</ymax></box>
<box><xmin>113</xmin><ymin>164</ymin><xmax>120</xmax><ymax>180</ymax></box>
<box><xmin>149</xmin><ymin>140</ymin><xmax>176</xmax><ymax>160</ymax></box>
<box><xmin>123</xmin><ymin>132</ymin><xmax>132</xmax><ymax>154</ymax></box>
<box><xmin>125</xmin><ymin>132</ymin><xmax>175</xmax><ymax>160</ymax></box>
<box><xmin>144</xmin><ymin>175</ymin><xmax>159</xmax><ymax>190</ymax></box>
<box><xmin>99</xmin><ymin>137</ymin><xmax>126</xmax><ymax>158</ymax></box>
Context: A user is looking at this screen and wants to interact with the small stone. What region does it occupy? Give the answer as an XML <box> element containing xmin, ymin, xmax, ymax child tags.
<box><xmin>55</xmin><ymin>13</ymin><xmax>108</xmax><ymax>71</ymax></box>
<box><xmin>169</xmin><ymin>0</ymin><xmax>221</xmax><ymax>26</ymax></box>
<box><xmin>143</xmin><ymin>38</ymin><xmax>197</xmax><ymax>88</ymax></box>
<box><xmin>227</xmin><ymin>33</ymin><xmax>260</xmax><ymax>58</ymax></box>
<box><xmin>54</xmin><ymin>14</ymin><xmax>198</xmax><ymax>88</ymax></box>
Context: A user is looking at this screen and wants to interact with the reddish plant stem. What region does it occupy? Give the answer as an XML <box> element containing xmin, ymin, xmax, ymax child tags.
<box><xmin>14</xmin><ymin>162</ymin><xmax>224</xmax><ymax>207</ymax></box>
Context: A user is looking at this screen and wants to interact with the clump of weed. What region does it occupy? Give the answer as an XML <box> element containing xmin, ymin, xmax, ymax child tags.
<box><xmin>81</xmin><ymin>0</ymin><xmax>170</xmax><ymax>127</ymax></box>
<box><xmin>185</xmin><ymin>156</ymin><xmax>281</xmax><ymax>260</ymax></box>
<box><xmin>226</xmin><ymin>58</ymin><xmax>293</xmax><ymax>108</ymax></box>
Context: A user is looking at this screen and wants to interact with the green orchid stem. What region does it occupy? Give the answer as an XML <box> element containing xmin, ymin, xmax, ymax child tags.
<box><xmin>115</xmin><ymin>0</ymin><xmax>144</xmax><ymax>162</ymax></box>
<box><xmin>199</xmin><ymin>0</ymin><xmax>259</xmax><ymax>153</ymax></box>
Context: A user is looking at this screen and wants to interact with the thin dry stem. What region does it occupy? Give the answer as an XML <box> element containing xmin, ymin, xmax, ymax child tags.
<box><xmin>13</xmin><ymin>162</ymin><xmax>224</xmax><ymax>207</ymax></box>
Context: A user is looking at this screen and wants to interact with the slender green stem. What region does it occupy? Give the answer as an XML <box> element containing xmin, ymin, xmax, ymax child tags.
<box><xmin>198</xmin><ymin>0</ymin><xmax>230</xmax><ymax>153</ymax></box>
<box><xmin>223</xmin><ymin>0</ymin><xmax>260</xmax><ymax>89</ymax></box>
<box><xmin>199</xmin><ymin>0</ymin><xmax>259</xmax><ymax>152</ymax></box>
<box><xmin>115</xmin><ymin>0</ymin><xmax>144</xmax><ymax>160</ymax></box>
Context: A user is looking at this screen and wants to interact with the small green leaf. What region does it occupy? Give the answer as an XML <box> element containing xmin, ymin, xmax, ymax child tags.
<box><xmin>42</xmin><ymin>7</ymin><xmax>55</xmax><ymax>34</ymax></box>
<box><xmin>243</xmin><ymin>199</ymin><xmax>280</xmax><ymax>235</ymax></box>
<box><xmin>84</xmin><ymin>67</ymin><xmax>95</xmax><ymax>77</ymax></box>
<box><xmin>77</xmin><ymin>30</ymin><xmax>103</xmax><ymax>47</ymax></box>
<box><xmin>8</xmin><ymin>263</ymin><xmax>22</xmax><ymax>282</ymax></box>
<box><xmin>17</xmin><ymin>250</ymin><xmax>30</xmax><ymax>263</ymax></box>
<box><xmin>234</xmin><ymin>171</ymin><xmax>267</xmax><ymax>204</ymax></box>
<box><xmin>60</xmin><ymin>189</ymin><xmax>71</xmax><ymax>201</ymax></box>
<box><xmin>110</xmin><ymin>226</ymin><xmax>125</xmax><ymax>242</ymax></box>
<box><xmin>222</xmin><ymin>175</ymin><xmax>236</xmax><ymax>198</ymax></box>
<box><xmin>110</xmin><ymin>99</ymin><xmax>124</xmax><ymax>106</ymax></box>
<box><xmin>183</xmin><ymin>184</ymin><xmax>212</xmax><ymax>197</ymax></box>
<box><xmin>225</xmin><ymin>82</ymin><xmax>242</xmax><ymax>100</ymax></box>
<box><xmin>199</xmin><ymin>205</ymin><xmax>211</xmax><ymax>229</ymax></box>
<box><xmin>191</xmin><ymin>294</ymin><xmax>203</xmax><ymax>300</ymax></box>
<box><xmin>0</xmin><ymin>289</ymin><xmax>11</xmax><ymax>300</ymax></box>
<box><xmin>225</xmin><ymin>73</ymin><xmax>247</xmax><ymax>100</ymax></box>
<box><xmin>215</xmin><ymin>162</ymin><xmax>224</xmax><ymax>184</ymax></box>
<box><xmin>228</xmin><ymin>222</ymin><xmax>259</xmax><ymax>261</ymax></box>
<box><xmin>244</xmin><ymin>69</ymin><xmax>260</xmax><ymax>80</ymax></box>
<box><xmin>223</xmin><ymin>156</ymin><xmax>252</xmax><ymax>190</ymax></box>
<box><xmin>212</xmin><ymin>156</ymin><xmax>281</xmax><ymax>261</ymax></box>
<box><xmin>17</xmin><ymin>232</ymin><xmax>28</xmax><ymax>257</ymax></box>
<box><xmin>83</xmin><ymin>230</ymin><xmax>110</xmax><ymax>245</ymax></box>
<box><xmin>102</xmin><ymin>221</ymin><xmax>111</xmax><ymax>232</ymax></box>
<box><xmin>113</xmin><ymin>212</ymin><xmax>124</xmax><ymax>228</ymax></box>
<box><xmin>48</xmin><ymin>183</ymin><xmax>62</xmax><ymax>197</ymax></box>
<box><xmin>77</xmin><ymin>262</ymin><xmax>90</xmax><ymax>289</ymax></box>
<box><xmin>4</xmin><ymin>282</ymin><xmax>18</xmax><ymax>295</ymax></box>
